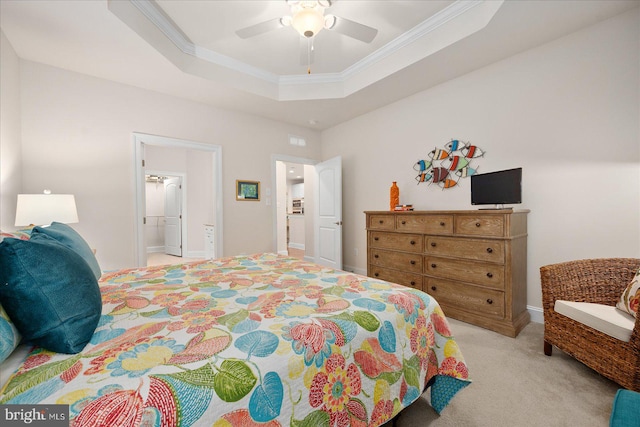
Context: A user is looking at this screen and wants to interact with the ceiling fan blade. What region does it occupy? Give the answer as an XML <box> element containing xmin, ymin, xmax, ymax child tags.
<box><xmin>330</xmin><ymin>16</ymin><xmax>378</xmax><ymax>43</ymax></box>
<box><xmin>236</xmin><ymin>18</ymin><xmax>284</xmax><ymax>39</ymax></box>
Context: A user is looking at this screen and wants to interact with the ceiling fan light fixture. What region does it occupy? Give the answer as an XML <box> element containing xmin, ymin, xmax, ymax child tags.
<box><xmin>324</xmin><ymin>14</ymin><xmax>336</xmax><ymax>29</ymax></box>
<box><xmin>291</xmin><ymin>7</ymin><xmax>325</xmax><ymax>38</ymax></box>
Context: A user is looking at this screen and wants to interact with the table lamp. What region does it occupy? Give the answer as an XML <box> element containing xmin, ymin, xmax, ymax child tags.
<box><xmin>15</xmin><ymin>190</ymin><xmax>79</xmax><ymax>227</ymax></box>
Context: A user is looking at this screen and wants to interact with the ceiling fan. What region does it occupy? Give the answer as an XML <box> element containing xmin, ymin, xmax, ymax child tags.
<box><xmin>236</xmin><ymin>0</ymin><xmax>378</xmax><ymax>44</ymax></box>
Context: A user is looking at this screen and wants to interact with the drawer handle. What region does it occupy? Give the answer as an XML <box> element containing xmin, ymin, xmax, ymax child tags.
<box><xmin>410</xmin><ymin>240</ymin><xmax>416</xmax><ymax>245</ymax></box>
<box><xmin>440</xmin><ymin>222</ymin><xmax>445</xmax><ymax>226</ymax></box>
<box><xmin>410</xmin><ymin>260</ymin><xmax>416</xmax><ymax>265</ymax></box>
<box><xmin>486</xmin><ymin>272</ymin><xmax>493</xmax><ymax>278</ymax></box>
<box><xmin>410</xmin><ymin>281</ymin><xmax>416</xmax><ymax>286</ymax></box>
<box><xmin>487</xmin><ymin>299</ymin><xmax>493</xmax><ymax>304</ymax></box>
<box><xmin>379</xmin><ymin>220</ymin><xmax>384</xmax><ymax>224</ymax></box>
<box><xmin>431</xmin><ymin>286</ymin><xmax>437</xmax><ymax>291</ymax></box>
<box><xmin>430</xmin><ymin>242</ymin><xmax>436</xmax><ymax>247</ymax></box>
<box><xmin>431</xmin><ymin>263</ymin><xmax>437</xmax><ymax>268</ymax></box>
<box><xmin>374</xmin><ymin>254</ymin><xmax>379</xmax><ymax>258</ymax></box>
<box><xmin>486</xmin><ymin>247</ymin><xmax>493</xmax><ymax>253</ymax></box>
<box><xmin>476</xmin><ymin>222</ymin><xmax>481</xmax><ymax>227</ymax></box>
<box><xmin>401</xmin><ymin>220</ymin><xmax>406</xmax><ymax>225</ymax></box>
<box><xmin>374</xmin><ymin>273</ymin><xmax>379</xmax><ymax>277</ymax></box>
<box><xmin>374</xmin><ymin>237</ymin><xmax>379</xmax><ymax>241</ymax></box>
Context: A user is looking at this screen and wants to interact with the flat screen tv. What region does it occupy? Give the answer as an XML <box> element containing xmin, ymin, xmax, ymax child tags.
<box><xmin>471</xmin><ymin>167</ymin><xmax>522</xmax><ymax>209</ymax></box>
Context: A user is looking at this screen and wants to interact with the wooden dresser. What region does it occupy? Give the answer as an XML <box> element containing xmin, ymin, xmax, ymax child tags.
<box><xmin>365</xmin><ymin>210</ymin><xmax>529</xmax><ymax>337</ymax></box>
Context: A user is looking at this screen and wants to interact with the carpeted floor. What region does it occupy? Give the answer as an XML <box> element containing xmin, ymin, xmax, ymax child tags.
<box><xmin>389</xmin><ymin>318</ymin><xmax>620</xmax><ymax>427</ymax></box>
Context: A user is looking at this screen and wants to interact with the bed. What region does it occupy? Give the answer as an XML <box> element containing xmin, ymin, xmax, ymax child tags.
<box><xmin>0</xmin><ymin>227</ymin><xmax>470</xmax><ymax>427</ymax></box>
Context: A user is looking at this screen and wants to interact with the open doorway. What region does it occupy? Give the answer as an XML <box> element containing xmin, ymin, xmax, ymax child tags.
<box><xmin>272</xmin><ymin>155</ymin><xmax>343</xmax><ymax>269</ymax></box>
<box><xmin>134</xmin><ymin>133</ymin><xmax>223</xmax><ymax>268</ymax></box>
<box><xmin>272</xmin><ymin>155</ymin><xmax>317</xmax><ymax>262</ymax></box>
<box><xmin>144</xmin><ymin>172</ymin><xmax>186</xmax><ymax>266</ymax></box>
<box><xmin>281</xmin><ymin>162</ymin><xmax>306</xmax><ymax>260</ymax></box>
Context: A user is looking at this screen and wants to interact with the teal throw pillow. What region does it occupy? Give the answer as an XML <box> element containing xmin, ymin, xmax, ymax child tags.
<box><xmin>32</xmin><ymin>222</ymin><xmax>101</xmax><ymax>279</ymax></box>
<box><xmin>0</xmin><ymin>234</ymin><xmax>102</xmax><ymax>354</ymax></box>
<box><xmin>0</xmin><ymin>303</ymin><xmax>21</xmax><ymax>363</ymax></box>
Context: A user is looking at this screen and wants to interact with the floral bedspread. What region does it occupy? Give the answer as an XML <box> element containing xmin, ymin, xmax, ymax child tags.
<box><xmin>0</xmin><ymin>253</ymin><xmax>470</xmax><ymax>426</ymax></box>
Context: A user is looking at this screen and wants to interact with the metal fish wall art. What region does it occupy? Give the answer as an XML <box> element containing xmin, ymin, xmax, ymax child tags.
<box><xmin>414</xmin><ymin>139</ymin><xmax>485</xmax><ymax>189</ymax></box>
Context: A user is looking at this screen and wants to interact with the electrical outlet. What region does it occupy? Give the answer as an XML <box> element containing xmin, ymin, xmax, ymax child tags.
<box><xmin>354</xmin><ymin>248</ymin><xmax>359</xmax><ymax>256</ymax></box>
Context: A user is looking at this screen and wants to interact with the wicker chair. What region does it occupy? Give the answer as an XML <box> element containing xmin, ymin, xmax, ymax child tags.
<box><xmin>540</xmin><ymin>258</ymin><xmax>640</xmax><ymax>392</ymax></box>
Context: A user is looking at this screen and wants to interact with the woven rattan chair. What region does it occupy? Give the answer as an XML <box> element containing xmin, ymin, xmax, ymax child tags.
<box><xmin>540</xmin><ymin>258</ymin><xmax>640</xmax><ymax>392</ymax></box>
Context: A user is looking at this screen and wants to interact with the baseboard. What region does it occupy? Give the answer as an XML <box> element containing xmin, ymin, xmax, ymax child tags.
<box><xmin>341</xmin><ymin>264</ymin><xmax>367</xmax><ymax>276</ymax></box>
<box><xmin>527</xmin><ymin>305</ymin><xmax>543</xmax><ymax>324</ymax></box>
<box><xmin>185</xmin><ymin>250</ymin><xmax>205</xmax><ymax>259</ymax></box>
<box><xmin>278</xmin><ymin>250</ymin><xmax>289</xmax><ymax>256</ymax></box>
<box><xmin>288</xmin><ymin>243</ymin><xmax>305</xmax><ymax>250</ymax></box>
<box><xmin>146</xmin><ymin>246</ymin><xmax>164</xmax><ymax>253</ymax></box>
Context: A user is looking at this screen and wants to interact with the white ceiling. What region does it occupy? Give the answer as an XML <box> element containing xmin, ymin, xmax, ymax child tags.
<box><xmin>1</xmin><ymin>0</ymin><xmax>637</xmax><ymax>130</ymax></box>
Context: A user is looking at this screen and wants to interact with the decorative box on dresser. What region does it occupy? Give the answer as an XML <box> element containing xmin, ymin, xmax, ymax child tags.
<box><xmin>365</xmin><ymin>209</ymin><xmax>529</xmax><ymax>337</ymax></box>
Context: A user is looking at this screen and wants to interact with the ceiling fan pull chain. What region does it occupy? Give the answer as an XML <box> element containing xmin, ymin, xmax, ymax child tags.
<box><xmin>307</xmin><ymin>37</ymin><xmax>312</xmax><ymax>74</ymax></box>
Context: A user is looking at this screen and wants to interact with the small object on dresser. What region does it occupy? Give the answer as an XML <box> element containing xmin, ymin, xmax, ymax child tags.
<box><xmin>394</xmin><ymin>204</ymin><xmax>414</xmax><ymax>211</ymax></box>
<box><xmin>390</xmin><ymin>181</ymin><xmax>399</xmax><ymax>211</ymax></box>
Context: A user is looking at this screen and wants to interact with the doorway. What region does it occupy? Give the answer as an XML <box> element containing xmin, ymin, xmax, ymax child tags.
<box><xmin>144</xmin><ymin>172</ymin><xmax>185</xmax><ymax>264</ymax></box>
<box><xmin>271</xmin><ymin>154</ymin><xmax>342</xmax><ymax>269</ymax></box>
<box><xmin>134</xmin><ymin>133</ymin><xmax>223</xmax><ymax>268</ymax></box>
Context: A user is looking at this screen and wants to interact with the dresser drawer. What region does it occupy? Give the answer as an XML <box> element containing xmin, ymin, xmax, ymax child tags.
<box><xmin>425</xmin><ymin>256</ymin><xmax>505</xmax><ymax>289</ymax></box>
<box><xmin>369</xmin><ymin>231</ymin><xmax>423</xmax><ymax>253</ymax></box>
<box><xmin>370</xmin><ymin>248</ymin><xmax>422</xmax><ymax>273</ymax></box>
<box><xmin>368</xmin><ymin>214</ymin><xmax>395</xmax><ymax>230</ymax></box>
<box><xmin>426</xmin><ymin>236</ymin><xmax>505</xmax><ymax>263</ymax></box>
<box><xmin>425</xmin><ymin>277</ymin><xmax>504</xmax><ymax>318</ymax></box>
<box><xmin>369</xmin><ymin>265</ymin><xmax>422</xmax><ymax>290</ymax></box>
<box><xmin>396</xmin><ymin>214</ymin><xmax>453</xmax><ymax>235</ymax></box>
<box><xmin>455</xmin><ymin>215</ymin><xmax>505</xmax><ymax>237</ymax></box>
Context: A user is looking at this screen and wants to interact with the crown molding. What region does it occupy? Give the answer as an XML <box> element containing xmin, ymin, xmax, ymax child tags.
<box><xmin>113</xmin><ymin>0</ymin><xmax>503</xmax><ymax>100</ymax></box>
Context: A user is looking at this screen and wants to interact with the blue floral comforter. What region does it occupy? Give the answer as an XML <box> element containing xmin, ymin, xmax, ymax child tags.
<box><xmin>0</xmin><ymin>253</ymin><xmax>470</xmax><ymax>426</ymax></box>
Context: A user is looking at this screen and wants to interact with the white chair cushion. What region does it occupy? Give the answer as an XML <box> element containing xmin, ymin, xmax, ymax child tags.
<box><xmin>554</xmin><ymin>300</ymin><xmax>635</xmax><ymax>342</ymax></box>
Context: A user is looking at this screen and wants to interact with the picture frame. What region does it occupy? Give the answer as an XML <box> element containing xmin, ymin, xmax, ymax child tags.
<box><xmin>236</xmin><ymin>180</ymin><xmax>260</xmax><ymax>201</ymax></box>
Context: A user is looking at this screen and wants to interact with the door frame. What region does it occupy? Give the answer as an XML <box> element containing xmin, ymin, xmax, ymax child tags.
<box><xmin>134</xmin><ymin>133</ymin><xmax>223</xmax><ymax>267</ymax></box>
<box><xmin>270</xmin><ymin>154</ymin><xmax>317</xmax><ymax>259</ymax></box>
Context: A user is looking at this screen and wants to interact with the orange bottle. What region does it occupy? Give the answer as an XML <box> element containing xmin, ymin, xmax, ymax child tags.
<box><xmin>390</xmin><ymin>182</ymin><xmax>399</xmax><ymax>211</ymax></box>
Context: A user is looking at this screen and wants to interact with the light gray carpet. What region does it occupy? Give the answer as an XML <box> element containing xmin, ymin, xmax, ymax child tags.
<box><xmin>391</xmin><ymin>318</ymin><xmax>620</xmax><ymax>427</ymax></box>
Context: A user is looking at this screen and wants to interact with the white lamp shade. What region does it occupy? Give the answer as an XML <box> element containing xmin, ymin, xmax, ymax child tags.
<box><xmin>15</xmin><ymin>194</ymin><xmax>79</xmax><ymax>226</ymax></box>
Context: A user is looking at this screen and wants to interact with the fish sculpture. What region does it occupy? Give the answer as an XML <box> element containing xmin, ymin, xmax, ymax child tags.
<box><xmin>428</xmin><ymin>148</ymin><xmax>449</xmax><ymax>160</ymax></box>
<box><xmin>455</xmin><ymin>166</ymin><xmax>477</xmax><ymax>178</ymax></box>
<box><xmin>415</xmin><ymin>172</ymin><xmax>433</xmax><ymax>183</ymax></box>
<box><xmin>445</xmin><ymin>139</ymin><xmax>467</xmax><ymax>153</ymax></box>
<box><xmin>441</xmin><ymin>156</ymin><xmax>470</xmax><ymax>171</ymax></box>
<box><xmin>414</xmin><ymin>139</ymin><xmax>484</xmax><ymax>190</ymax></box>
<box><xmin>413</xmin><ymin>159</ymin><xmax>432</xmax><ymax>172</ymax></box>
<box><xmin>461</xmin><ymin>145</ymin><xmax>484</xmax><ymax>158</ymax></box>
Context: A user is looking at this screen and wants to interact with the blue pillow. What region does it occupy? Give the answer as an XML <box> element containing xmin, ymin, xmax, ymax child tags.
<box><xmin>32</xmin><ymin>222</ymin><xmax>101</xmax><ymax>279</ymax></box>
<box><xmin>0</xmin><ymin>234</ymin><xmax>102</xmax><ymax>354</ymax></box>
<box><xmin>0</xmin><ymin>303</ymin><xmax>21</xmax><ymax>363</ymax></box>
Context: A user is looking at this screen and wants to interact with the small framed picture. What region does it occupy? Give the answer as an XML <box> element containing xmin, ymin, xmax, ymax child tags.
<box><xmin>236</xmin><ymin>180</ymin><xmax>260</xmax><ymax>201</ymax></box>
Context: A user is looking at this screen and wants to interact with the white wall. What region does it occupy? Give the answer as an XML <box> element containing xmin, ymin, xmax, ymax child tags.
<box><xmin>321</xmin><ymin>9</ymin><xmax>640</xmax><ymax>313</ymax></box>
<box><xmin>16</xmin><ymin>61</ymin><xmax>321</xmax><ymax>270</ymax></box>
<box><xmin>0</xmin><ymin>31</ymin><xmax>22</xmax><ymax>230</ymax></box>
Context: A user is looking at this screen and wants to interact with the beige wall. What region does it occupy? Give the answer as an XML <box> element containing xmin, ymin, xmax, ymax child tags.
<box><xmin>15</xmin><ymin>61</ymin><xmax>321</xmax><ymax>270</ymax></box>
<box><xmin>321</xmin><ymin>9</ymin><xmax>640</xmax><ymax>316</ymax></box>
<box><xmin>0</xmin><ymin>31</ymin><xmax>22</xmax><ymax>230</ymax></box>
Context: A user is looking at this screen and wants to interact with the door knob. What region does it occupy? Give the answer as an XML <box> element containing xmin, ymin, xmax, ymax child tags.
<box><xmin>334</xmin><ymin>221</ymin><xmax>343</xmax><ymax>225</ymax></box>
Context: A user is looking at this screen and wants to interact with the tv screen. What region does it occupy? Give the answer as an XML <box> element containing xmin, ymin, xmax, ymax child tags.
<box><xmin>471</xmin><ymin>168</ymin><xmax>522</xmax><ymax>207</ymax></box>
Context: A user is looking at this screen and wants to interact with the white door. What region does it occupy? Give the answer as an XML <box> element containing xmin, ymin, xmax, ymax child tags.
<box><xmin>315</xmin><ymin>156</ymin><xmax>342</xmax><ymax>269</ymax></box>
<box><xmin>164</xmin><ymin>177</ymin><xmax>182</xmax><ymax>256</ymax></box>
